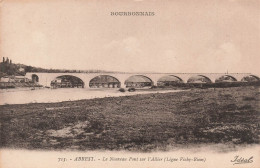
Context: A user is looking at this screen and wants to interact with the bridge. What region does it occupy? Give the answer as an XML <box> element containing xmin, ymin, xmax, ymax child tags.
<box><xmin>25</xmin><ymin>72</ymin><xmax>260</xmax><ymax>88</ymax></box>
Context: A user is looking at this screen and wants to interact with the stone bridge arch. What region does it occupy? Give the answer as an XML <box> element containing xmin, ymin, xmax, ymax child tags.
<box><xmin>241</xmin><ymin>74</ymin><xmax>260</xmax><ymax>82</ymax></box>
<box><xmin>50</xmin><ymin>75</ymin><xmax>85</xmax><ymax>88</ymax></box>
<box><xmin>89</xmin><ymin>75</ymin><xmax>121</xmax><ymax>88</ymax></box>
<box><xmin>157</xmin><ymin>75</ymin><xmax>184</xmax><ymax>86</ymax></box>
<box><xmin>124</xmin><ymin>74</ymin><xmax>154</xmax><ymax>88</ymax></box>
<box><xmin>187</xmin><ymin>75</ymin><xmax>212</xmax><ymax>83</ymax></box>
<box><xmin>215</xmin><ymin>75</ymin><xmax>238</xmax><ymax>83</ymax></box>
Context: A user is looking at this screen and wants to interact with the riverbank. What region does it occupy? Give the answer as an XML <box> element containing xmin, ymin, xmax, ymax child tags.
<box><xmin>0</xmin><ymin>86</ymin><xmax>259</xmax><ymax>152</ymax></box>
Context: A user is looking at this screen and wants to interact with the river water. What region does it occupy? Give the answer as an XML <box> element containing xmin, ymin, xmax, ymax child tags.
<box><xmin>0</xmin><ymin>88</ymin><xmax>183</xmax><ymax>105</ymax></box>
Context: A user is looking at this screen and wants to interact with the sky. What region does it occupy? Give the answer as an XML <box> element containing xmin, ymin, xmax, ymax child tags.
<box><xmin>1</xmin><ymin>0</ymin><xmax>260</xmax><ymax>75</ymax></box>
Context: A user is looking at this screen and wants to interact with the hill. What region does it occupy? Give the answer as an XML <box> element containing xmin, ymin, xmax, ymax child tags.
<box><xmin>0</xmin><ymin>57</ymin><xmax>120</xmax><ymax>77</ymax></box>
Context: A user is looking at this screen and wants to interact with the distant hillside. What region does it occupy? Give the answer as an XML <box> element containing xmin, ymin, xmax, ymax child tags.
<box><xmin>0</xmin><ymin>57</ymin><xmax>121</xmax><ymax>77</ymax></box>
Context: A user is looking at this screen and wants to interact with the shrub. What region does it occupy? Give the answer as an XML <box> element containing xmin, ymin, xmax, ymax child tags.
<box><xmin>128</xmin><ymin>88</ymin><xmax>136</xmax><ymax>92</ymax></box>
<box><xmin>118</xmin><ymin>88</ymin><xmax>125</xmax><ymax>92</ymax></box>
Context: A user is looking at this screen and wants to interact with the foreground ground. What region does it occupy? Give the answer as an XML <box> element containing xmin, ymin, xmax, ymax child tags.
<box><xmin>0</xmin><ymin>86</ymin><xmax>259</xmax><ymax>152</ymax></box>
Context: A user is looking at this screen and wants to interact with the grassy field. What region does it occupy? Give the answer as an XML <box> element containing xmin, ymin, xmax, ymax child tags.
<box><xmin>0</xmin><ymin>86</ymin><xmax>259</xmax><ymax>152</ymax></box>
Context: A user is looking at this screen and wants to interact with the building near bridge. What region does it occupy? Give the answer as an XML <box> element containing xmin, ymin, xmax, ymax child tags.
<box><xmin>0</xmin><ymin>76</ymin><xmax>30</xmax><ymax>83</ymax></box>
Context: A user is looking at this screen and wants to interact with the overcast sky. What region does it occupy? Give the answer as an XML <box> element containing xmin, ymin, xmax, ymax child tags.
<box><xmin>1</xmin><ymin>0</ymin><xmax>260</xmax><ymax>75</ymax></box>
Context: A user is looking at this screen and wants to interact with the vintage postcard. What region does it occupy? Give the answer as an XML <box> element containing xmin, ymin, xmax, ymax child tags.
<box><xmin>0</xmin><ymin>0</ymin><xmax>259</xmax><ymax>168</ymax></box>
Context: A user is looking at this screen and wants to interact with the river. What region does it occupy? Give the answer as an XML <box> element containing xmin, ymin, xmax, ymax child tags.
<box><xmin>0</xmin><ymin>88</ymin><xmax>184</xmax><ymax>105</ymax></box>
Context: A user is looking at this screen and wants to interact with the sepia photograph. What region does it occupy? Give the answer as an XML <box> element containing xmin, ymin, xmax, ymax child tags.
<box><xmin>0</xmin><ymin>0</ymin><xmax>259</xmax><ymax>167</ymax></box>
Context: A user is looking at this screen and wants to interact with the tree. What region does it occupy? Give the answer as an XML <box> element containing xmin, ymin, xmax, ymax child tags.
<box><xmin>25</xmin><ymin>66</ymin><xmax>33</xmax><ymax>72</ymax></box>
<box><xmin>2</xmin><ymin>57</ymin><xmax>5</xmax><ymax>63</ymax></box>
<box><xmin>6</xmin><ymin>57</ymin><xmax>9</xmax><ymax>64</ymax></box>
